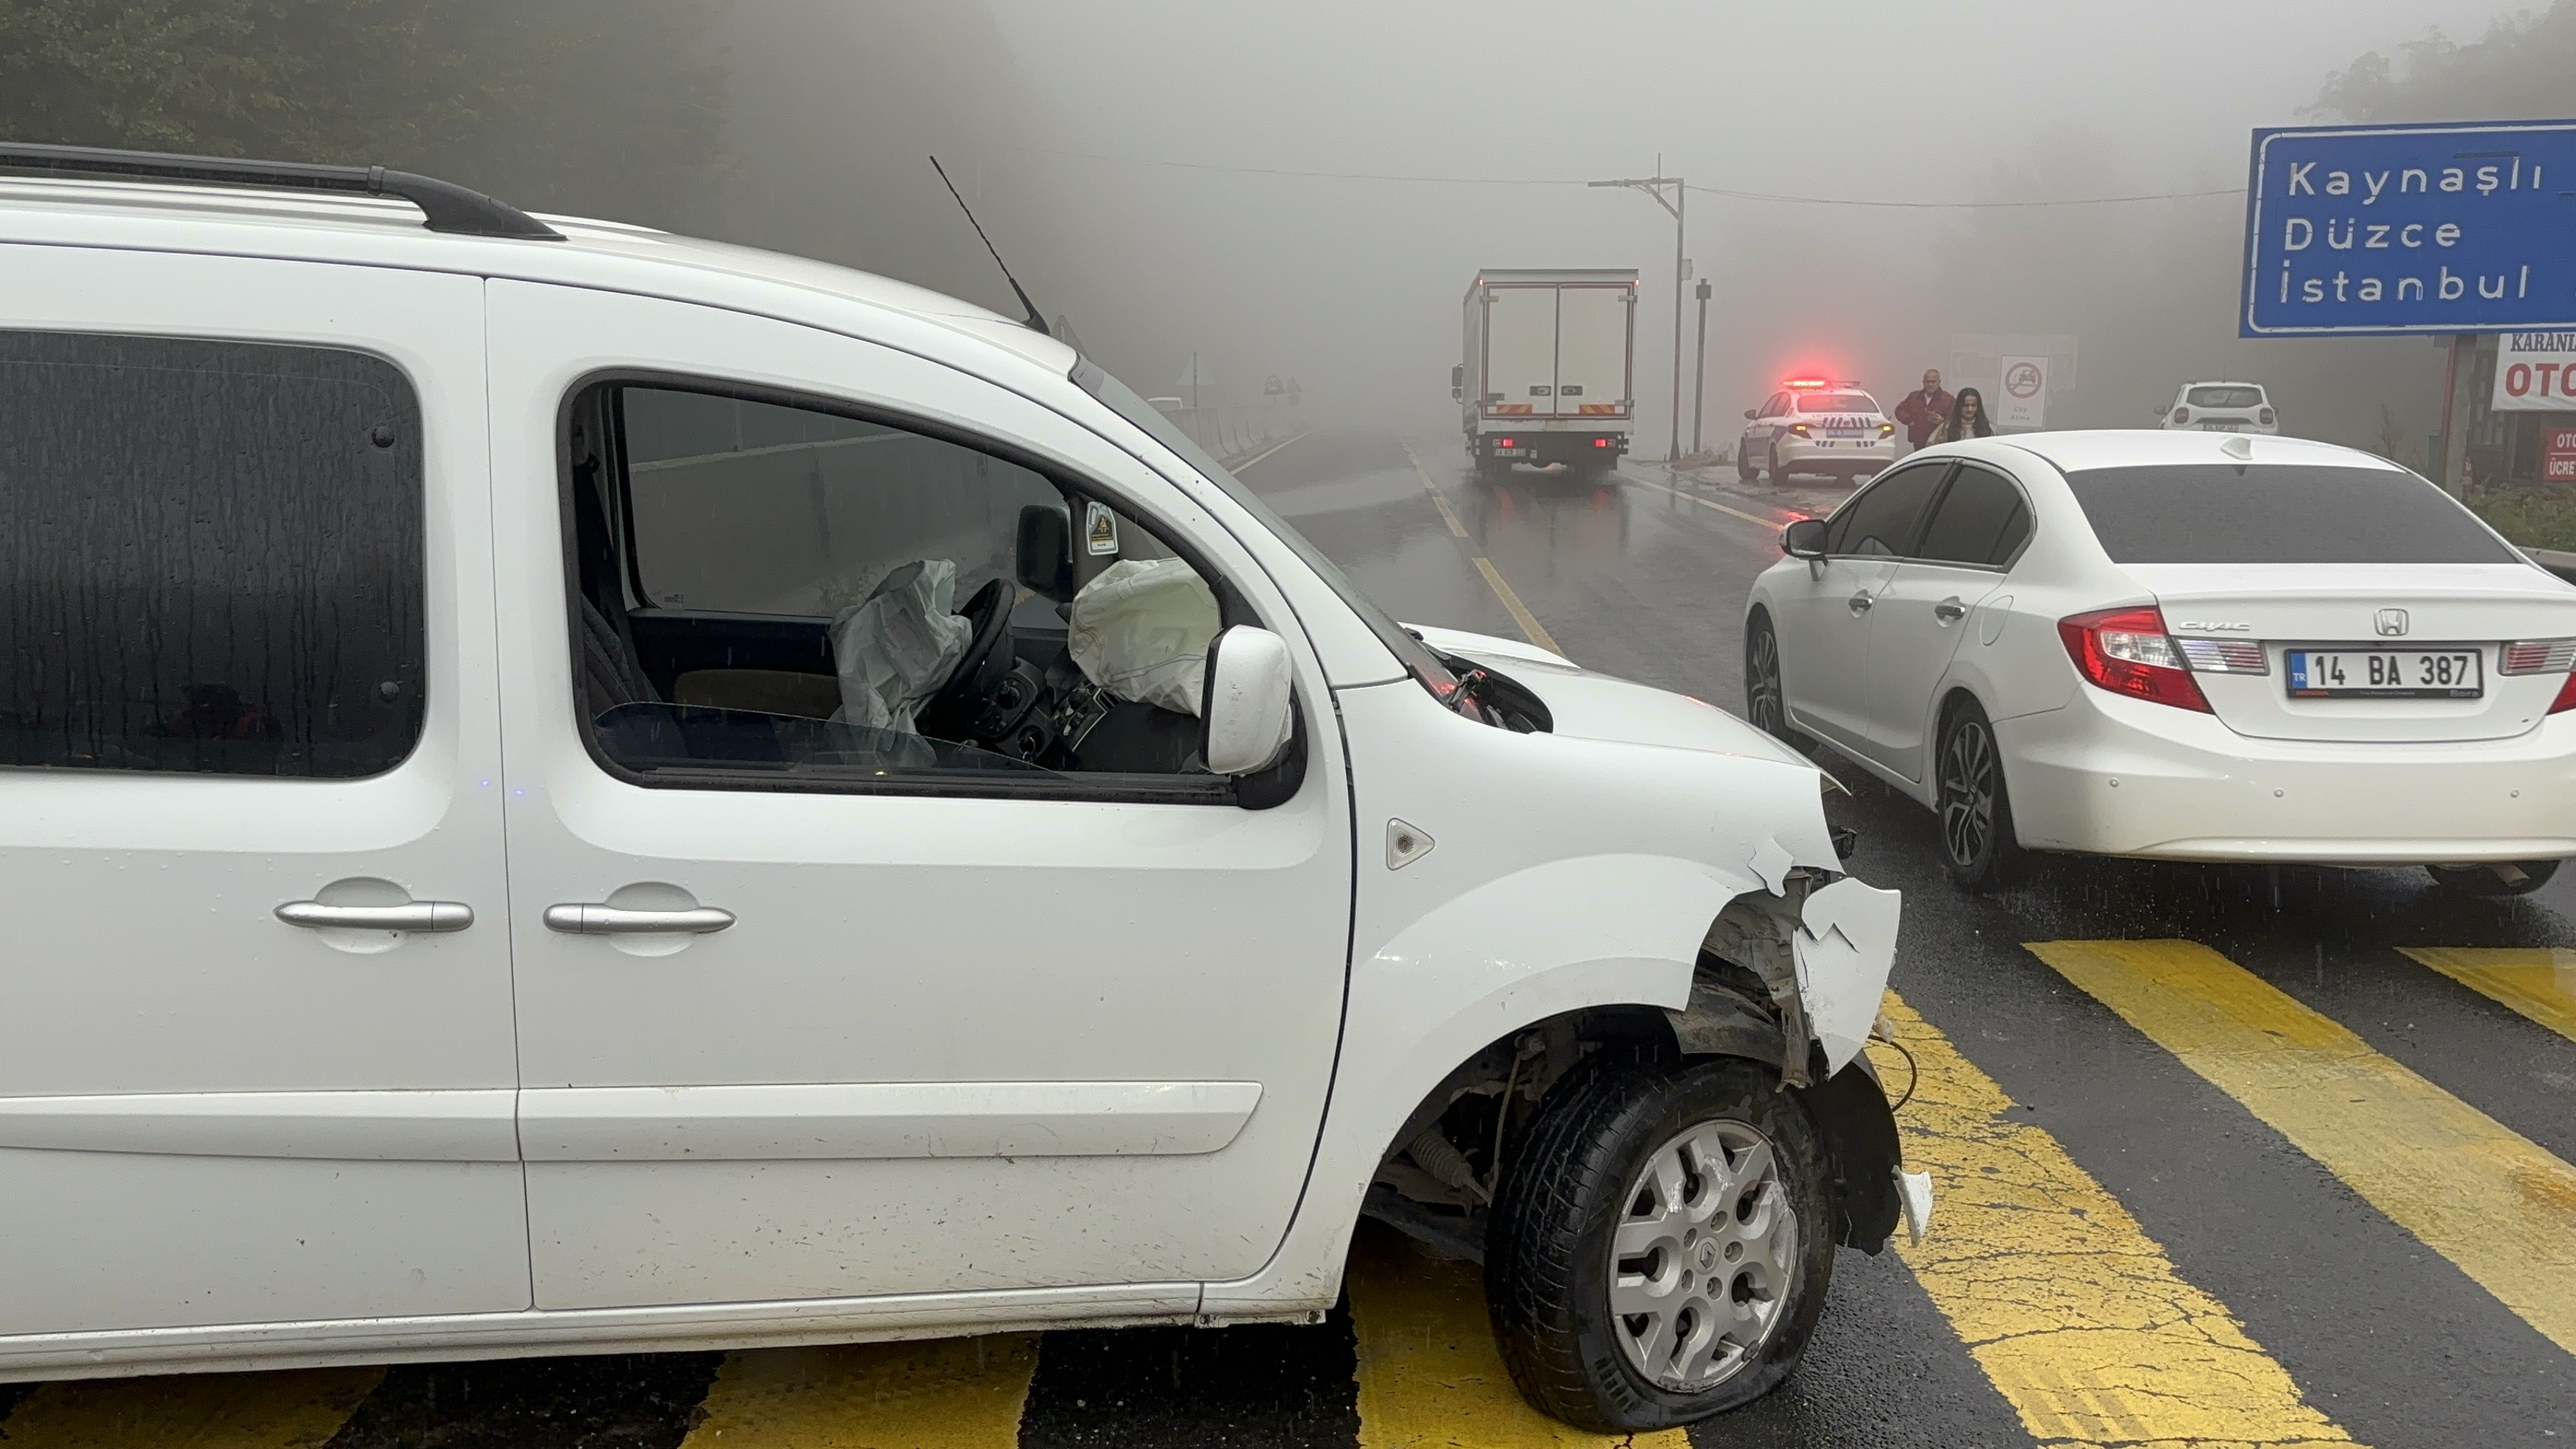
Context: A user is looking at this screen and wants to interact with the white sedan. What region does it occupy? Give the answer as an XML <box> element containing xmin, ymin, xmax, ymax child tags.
<box><xmin>1743</xmin><ymin>430</ymin><xmax>2576</xmax><ymax>891</ymax></box>
<box><xmin>1737</xmin><ymin>381</ymin><xmax>1899</xmax><ymax>483</ymax></box>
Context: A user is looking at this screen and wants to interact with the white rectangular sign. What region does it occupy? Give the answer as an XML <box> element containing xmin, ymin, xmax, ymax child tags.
<box><xmin>1996</xmin><ymin>356</ymin><xmax>2048</xmax><ymax>430</ymax></box>
<box><xmin>2490</xmin><ymin>332</ymin><xmax>2576</xmax><ymax>412</ymax></box>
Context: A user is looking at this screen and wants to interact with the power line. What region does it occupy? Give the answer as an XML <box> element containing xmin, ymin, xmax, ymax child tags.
<box><xmin>1027</xmin><ymin>146</ymin><xmax>2242</xmax><ymax>209</ymax></box>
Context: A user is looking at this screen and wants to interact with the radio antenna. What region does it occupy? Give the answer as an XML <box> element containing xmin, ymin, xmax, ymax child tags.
<box><xmin>929</xmin><ymin>156</ymin><xmax>1050</xmax><ymax>337</ymax></box>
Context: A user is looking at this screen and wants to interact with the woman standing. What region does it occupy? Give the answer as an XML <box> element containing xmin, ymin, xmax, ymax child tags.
<box><xmin>1928</xmin><ymin>387</ymin><xmax>1993</xmax><ymax>443</ymax></box>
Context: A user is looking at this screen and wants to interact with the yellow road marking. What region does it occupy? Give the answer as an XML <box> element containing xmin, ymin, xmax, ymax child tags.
<box><xmin>1871</xmin><ymin>992</ymin><xmax>2357</xmax><ymax>1447</ymax></box>
<box><xmin>1231</xmin><ymin>430</ymin><xmax>1309</xmax><ymax>472</ymax></box>
<box><xmin>678</xmin><ymin>1337</ymin><xmax>1038</xmax><ymax>1448</ymax></box>
<box><xmin>1398</xmin><ymin>441</ymin><xmax>1568</xmax><ymax>657</ymax></box>
<box><xmin>1346</xmin><ymin>1223</ymin><xmax>1687</xmax><ymax>1448</ymax></box>
<box><xmin>2398</xmin><ymin>946</ymin><xmax>2576</xmax><ymax>1043</ymax></box>
<box><xmin>0</xmin><ymin>1367</ymin><xmax>382</xmax><ymax>1448</ymax></box>
<box><xmin>1628</xmin><ymin>476</ymin><xmax>1782</xmax><ymax>528</ymax></box>
<box><xmin>2031</xmin><ymin>938</ymin><xmax>2576</xmax><ymax>1358</ymax></box>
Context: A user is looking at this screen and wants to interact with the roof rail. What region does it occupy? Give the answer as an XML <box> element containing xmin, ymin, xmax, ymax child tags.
<box><xmin>0</xmin><ymin>142</ymin><xmax>564</xmax><ymax>241</ymax></box>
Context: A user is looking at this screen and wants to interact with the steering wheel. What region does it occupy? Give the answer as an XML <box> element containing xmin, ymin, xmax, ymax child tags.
<box><xmin>915</xmin><ymin>577</ymin><xmax>1015</xmax><ymax>742</ymax></box>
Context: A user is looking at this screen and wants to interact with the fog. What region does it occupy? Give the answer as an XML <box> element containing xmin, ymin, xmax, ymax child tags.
<box><xmin>693</xmin><ymin>0</ymin><xmax>2530</xmax><ymax>465</ymax></box>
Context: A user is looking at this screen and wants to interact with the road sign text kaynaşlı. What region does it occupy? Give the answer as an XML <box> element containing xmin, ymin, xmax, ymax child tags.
<box><xmin>2241</xmin><ymin>120</ymin><xmax>2576</xmax><ymax>337</ymax></box>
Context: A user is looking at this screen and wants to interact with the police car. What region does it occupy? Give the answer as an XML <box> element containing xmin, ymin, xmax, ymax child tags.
<box><xmin>1737</xmin><ymin>378</ymin><xmax>1898</xmax><ymax>483</ymax></box>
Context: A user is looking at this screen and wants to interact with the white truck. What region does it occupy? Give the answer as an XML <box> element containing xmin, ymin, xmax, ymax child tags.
<box><xmin>1455</xmin><ymin>269</ymin><xmax>1636</xmax><ymax>478</ymax></box>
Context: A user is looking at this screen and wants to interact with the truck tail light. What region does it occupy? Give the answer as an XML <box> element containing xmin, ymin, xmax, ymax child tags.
<box><xmin>2171</xmin><ymin>407</ymin><xmax>2189</xmax><ymax>424</ymax></box>
<box><xmin>1498</xmin><ymin>437</ymin><xmax>1516</xmax><ymax>448</ymax></box>
<box><xmin>2057</xmin><ymin>605</ymin><xmax>2212</xmax><ymax>712</ymax></box>
<box><xmin>2258</xmin><ymin>407</ymin><xmax>2276</xmax><ymax>425</ymax></box>
<box><xmin>1592</xmin><ymin>437</ymin><xmax>1609</xmax><ymax>447</ymax></box>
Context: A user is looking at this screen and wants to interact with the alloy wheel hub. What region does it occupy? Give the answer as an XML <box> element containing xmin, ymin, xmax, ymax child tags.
<box><xmin>1606</xmin><ymin>1118</ymin><xmax>1797</xmax><ymax>1393</ymax></box>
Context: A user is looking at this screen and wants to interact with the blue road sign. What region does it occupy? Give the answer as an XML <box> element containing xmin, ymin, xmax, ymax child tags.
<box><xmin>2242</xmin><ymin>119</ymin><xmax>2576</xmax><ymax>337</ymax></box>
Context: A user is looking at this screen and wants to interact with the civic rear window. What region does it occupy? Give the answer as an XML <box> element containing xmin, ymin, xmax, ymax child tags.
<box><xmin>2064</xmin><ymin>464</ymin><xmax>2519</xmax><ymax>565</ymax></box>
<box><xmin>1795</xmin><ymin>393</ymin><xmax>1875</xmax><ymax>413</ymax></box>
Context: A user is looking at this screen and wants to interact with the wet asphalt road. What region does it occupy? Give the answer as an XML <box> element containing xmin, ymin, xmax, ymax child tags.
<box><xmin>1254</xmin><ymin>427</ymin><xmax>2576</xmax><ymax>1448</ymax></box>
<box><xmin>5</xmin><ymin>427</ymin><xmax>2572</xmax><ymax>1449</ymax></box>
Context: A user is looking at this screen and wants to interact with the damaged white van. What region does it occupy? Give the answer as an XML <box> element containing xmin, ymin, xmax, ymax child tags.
<box><xmin>0</xmin><ymin>143</ymin><xmax>1917</xmax><ymax>1431</ymax></box>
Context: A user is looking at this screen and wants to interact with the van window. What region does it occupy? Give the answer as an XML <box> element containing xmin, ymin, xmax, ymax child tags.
<box><xmin>568</xmin><ymin>382</ymin><xmax>1240</xmax><ymax>795</ymax></box>
<box><xmin>0</xmin><ymin>331</ymin><xmax>424</xmax><ymax>777</ymax></box>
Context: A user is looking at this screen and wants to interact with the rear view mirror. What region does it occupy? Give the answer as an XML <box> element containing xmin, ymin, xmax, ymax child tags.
<box><xmin>1201</xmin><ymin>626</ymin><xmax>1295</xmax><ymax>778</ymax></box>
<box><xmin>1781</xmin><ymin>518</ymin><xmax>1827</xmax><ymax>559</ymax></box>
<box><xmin>1450</xmin><ymin>363</ymin><xmax>1465</xmax><ymax>402</ymax></box>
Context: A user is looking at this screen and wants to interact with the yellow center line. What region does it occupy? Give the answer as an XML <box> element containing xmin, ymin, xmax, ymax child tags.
<box><xmin>1231</xmin><ymin>430</ymin><xmax>1310</xmax><ymax>472</ymax></box>
<box><xmin>1398</xmin><ymin>441</ymin><xmax>1568</xmax><ymax>658</ymax></box>
<box><xmin>1347</xmin><ymin>1222</ymin><xmax>1688</xmax><ymax>1448</ymax></box>
<box><xmin>1871</xmin><ymin>992</ymin><xmax>2358</xmax><ymax>1448</ymax></box>
<box><xmin>677</xmin><ymin>1336</ymin><xmax>1039</xmax><ymax>1448</ymax></box>
<box><xmin>0</xmin><ymin>1366</ymin><xmax>383</xmax><ymax>1448</ymax></box>
<box><xmin>2397</xmin><ymin>946</ymin><xmax>2576</xmax><ymax>1043</ymax></box>
<box><xmin>2030</xmin><ymin>938</ymin><xmax>2576</xmax><ymax>1358</ymax></box>
<box><xmin>1627</xmin><ymin>475</ymin><xmax>1785</xmax><ymax>529</ymax></box>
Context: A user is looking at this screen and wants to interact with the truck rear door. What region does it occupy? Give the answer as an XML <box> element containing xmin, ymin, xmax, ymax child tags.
<box><xmin>1553</xmin><ymin>285</ymin><xmax>1630</xmax><ymax>421</ymax></box>
<box><xmin>1483</xmin><ymin>286</ymin><xmax>1555</xmax><ymax>419</ymax></box>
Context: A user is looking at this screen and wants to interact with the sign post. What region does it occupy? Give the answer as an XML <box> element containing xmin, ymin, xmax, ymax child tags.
<box><xmin>2242</xmin><ymin>119</ymin><xmax>2576</xmax><ymax>493</ymax></box>
<box><xmin>1997</xmin><ymin>356</ymin><xmax>2048</xmax><ymax>430</ymax></box>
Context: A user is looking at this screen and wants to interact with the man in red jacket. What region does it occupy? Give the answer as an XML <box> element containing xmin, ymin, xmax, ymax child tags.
<box><xmin>1892</xmin><ymin>369</ymin><xmax>1954</xmax><ymax>451</ymax></box>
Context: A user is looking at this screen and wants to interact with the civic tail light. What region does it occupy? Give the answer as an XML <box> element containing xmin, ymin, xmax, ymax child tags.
<box><xmin>2057</xmin><ymin>605</ymin><xmax>2212</xmax><ymax>711</ymax></box>
<box><xmin>2504</xmin><ymin>637</ymin><xmax>2576</xmax><ymax>713</ymax></box>
<box><xmin>2258</xmin><ymin>407</ymin><xmax>2276</xmax><ymax>424</ymax></box>
<box><xmin>2171</xmin><ymin>407</ymin><xmax>2190</xmax><ymax>424</ymax></box>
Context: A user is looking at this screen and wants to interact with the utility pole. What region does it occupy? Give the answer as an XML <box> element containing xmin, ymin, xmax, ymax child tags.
<box><xmin>1590</xmin><ymin>159</ymin><xmax>1686</xmax><ymax>462</ymax></box>
<box><xmin>1692</xmin><ymin>278</ymin><xmax>1712</xmax><ymax>457</ymax></box>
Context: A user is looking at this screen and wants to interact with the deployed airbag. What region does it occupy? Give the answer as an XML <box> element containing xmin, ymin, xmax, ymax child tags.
<box><xmin>1068</xmin><ymin>558</ymin><xmax>1221</xmax><ymax>716</ymax></box>
<box><xmin>827</xmin><ymin>559</ymin><xmax>972</xmax><ymax>733</ymax></box>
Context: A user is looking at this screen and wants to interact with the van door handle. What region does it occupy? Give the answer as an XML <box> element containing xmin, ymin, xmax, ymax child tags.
<box><xmin>1933</xmin><ymin>598</ymin><xmax>1967</xmax><ymax>623</ymax></box>
<box><xmin>277</xmin><ymin>900</ymin><xmax>474</xmax><ymax>933</ymax></box>
<box><xmin>1846</xmin><ymin>592</ymin><xmax>1874</xmax><ymax>615</ymax></box>
<box><xmin>544</xmin><ymin>904</ymin><xmax>736</xmax><ymax>935</ymax></box>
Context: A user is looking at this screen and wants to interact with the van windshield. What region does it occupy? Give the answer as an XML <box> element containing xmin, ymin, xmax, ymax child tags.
<box><xmin>1071</xmin><ymin>357</ymin><xmax>1466</xmax><ymax>694</ymax></box>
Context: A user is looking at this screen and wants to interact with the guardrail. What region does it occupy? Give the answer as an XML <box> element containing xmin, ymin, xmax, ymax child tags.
<box><xmin>1160</xmin><ymin>402</ymin><xmax>1298</xmax><ymax>463</ymax></box>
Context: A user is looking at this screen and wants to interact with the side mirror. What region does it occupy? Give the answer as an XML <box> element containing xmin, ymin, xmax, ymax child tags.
<box><xmin>1781</xmin><ymin>518</ymin><xmax>1827</xmax><ymax>559</ymax></box>
<box><xmin>1201</xmin><ymin>626</ymin><xmax>1295</xmax><ymax>778</ymax></box>
<box><xmin>1452</xmin><ymin>387</ymin><xmax>1464</xmax><ymax>401</ymax></box>
<box><xmin>1743</xmin><ymin>408</ymin><xmax>1759</xmax><ymax>420</ymax></box>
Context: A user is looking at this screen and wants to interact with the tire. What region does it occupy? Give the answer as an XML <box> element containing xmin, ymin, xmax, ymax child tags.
<box><xmin>1743</xmin><ymin>613</ymin><xmax>1811</xmax><ymax>752</ymax></box>
<box><xmin>1487</xmin><ymin>1054</ymin><xmax>1836</xmax><ymax>1432</ymax></box>
<box><xmin>2425</xmin><ymin>858</ymin><xmax>2562</xmax><ymax>896</ymax></box>
<box><xmin>1935</xmin><ymin>697</ymin><xmax>2023</xmax><ymax>891</ymax></box>
<box><xmin>1767</xmin><ymin>443</ymin><xmax>1786</xmax><ymax>482</ymax></box>
<box><xmin>1736</xmin><ymin>446</ymin><xmax>1756</xmax><ymax>483</ymax></box>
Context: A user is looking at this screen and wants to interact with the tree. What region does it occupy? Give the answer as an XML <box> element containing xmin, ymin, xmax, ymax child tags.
<box><xmin>2313</xmin><ymin>4</ymin><xmax>2576</xmax><ymax>122</ymax></box>
<box><xmin>0</xmin><ymin>1</ymin><xmax>728</xmax><ymax>231</ymax></box>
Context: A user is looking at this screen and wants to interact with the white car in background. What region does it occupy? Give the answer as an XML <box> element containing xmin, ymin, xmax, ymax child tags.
<box><xmin>2160</xmin><ymin>381</ymin><xmax>2278</xmax><ymax>434</ymax></box>
<box><xmin>1739</xmin><ymin>380</ymin><xmax>1898</xmax><ymax>483</ymax></box>
<box><xmin>1743</xmin><ymin>430</ymin><xmax>2576</xmax><ymax>892</ymax></box>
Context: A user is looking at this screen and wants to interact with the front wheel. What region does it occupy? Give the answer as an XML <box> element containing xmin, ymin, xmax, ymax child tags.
<box><xmin>1935</xmin><ymin>698</ymin><xmax>2023</xmax><ymax>891</ymax></box>
<box><xmin>1736</xmin><ymin>445</ymin><xmax>1756</xmax><ymax>483</ymax></box>
<box><xmin>2426</xmin><ymin>858</ymin><xmax>2562</xmax><ymax>896</ymax></box>
<box><xmin>1767</xmin><ymin>443</ymin><xmax>1786</xmax><ymax>482</ymax></box>
<box><xmin>1488</xmin><ymin>1055</ymin><xmax>1835</xmax><ymax>1431</ymax></box>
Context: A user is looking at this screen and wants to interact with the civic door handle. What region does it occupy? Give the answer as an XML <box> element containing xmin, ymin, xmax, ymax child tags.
<box><xmin>276</xmin><ymin>900</ymin><xmax>474</xmax><ymax>933</ymax></box>
<box><xmin>544</xmin><ymin>904</ymin><xmax>736</xmax><ymax>935</ymax></box>
<box><xmin>1846</xmin><ymin>592</ymin><xmax>1874</xmax><ymax>615</ymax></box>
<box><xmin>1933</xmin><ymin>598</ymin><xmax>1968</xmax><ymax>623</ymax></box>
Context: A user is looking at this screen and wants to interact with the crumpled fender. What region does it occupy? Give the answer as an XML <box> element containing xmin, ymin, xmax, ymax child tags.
<box><xmin>1794</xmin><ymin>876</ymin><xmax>1903</xmax><ymax>1073</ymax></box>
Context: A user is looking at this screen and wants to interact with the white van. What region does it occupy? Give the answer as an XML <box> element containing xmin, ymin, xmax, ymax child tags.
<box><xmin>0</xmin><ymin>144</ymin><xmax>1914</xmax><ymax>1432</ymax></box>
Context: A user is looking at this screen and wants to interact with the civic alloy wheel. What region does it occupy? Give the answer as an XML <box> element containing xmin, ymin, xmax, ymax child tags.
<box><xmin>1935</xmin><ymin>700</ymin><xmax>2021</xmax><ymax>891</ymax></box>
<box><xmin>1607</xmin><ymin>1120</ymin><xmax>1797</xmax><ymax>1392</ymax></box>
